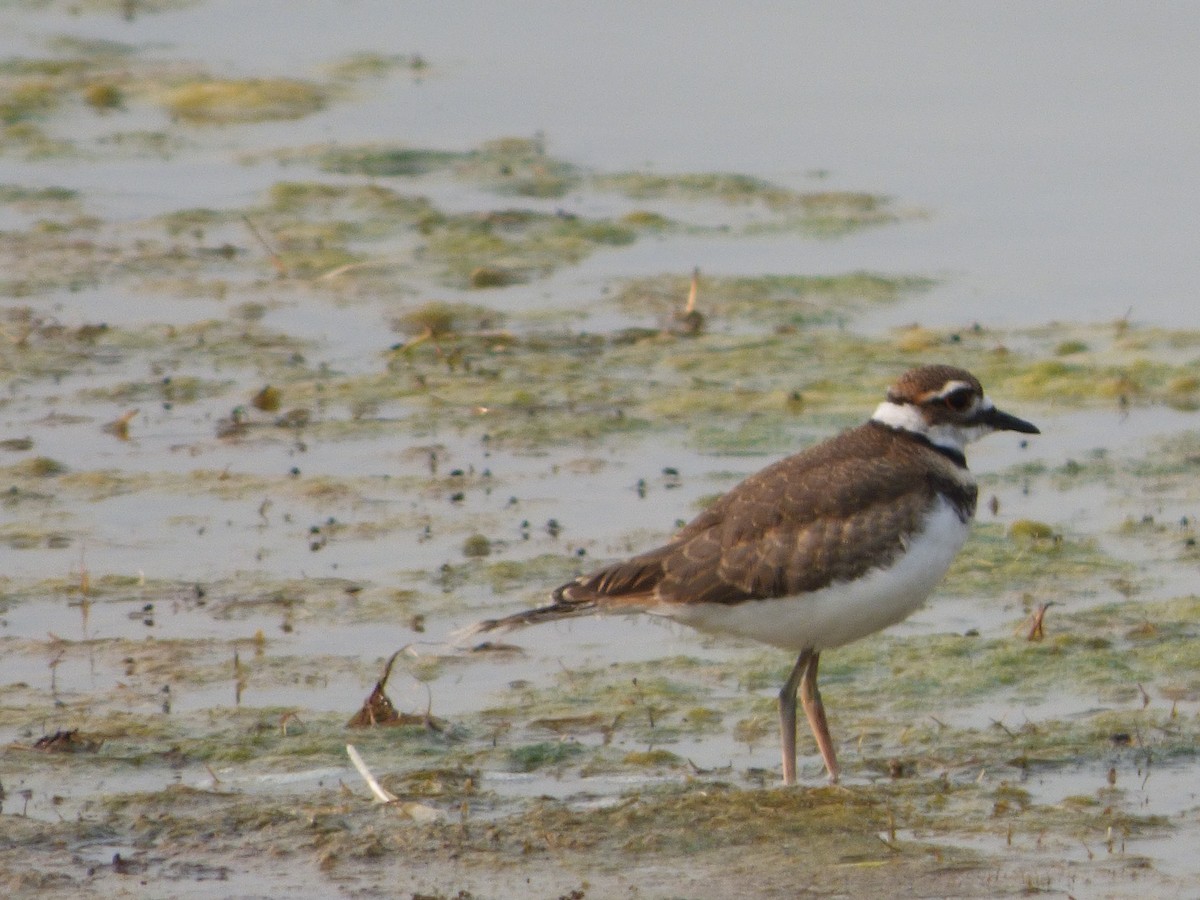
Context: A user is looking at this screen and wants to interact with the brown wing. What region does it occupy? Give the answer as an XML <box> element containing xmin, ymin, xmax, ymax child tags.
<box><xmin>560</xmin><ymin>423</ymin><xmax>974</xmax><ymax>608</ymax></box>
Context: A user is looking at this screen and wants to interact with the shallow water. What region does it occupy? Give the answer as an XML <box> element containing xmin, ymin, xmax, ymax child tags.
<box><xmin>5</xmin><ymin>2</ymin><xmax>1200</xmax><ymax>330</ymax></box>
<box><xmin>3</xmin><ymin>2</ymin><xmax>1200</xmax><ymax>897</ymax></box>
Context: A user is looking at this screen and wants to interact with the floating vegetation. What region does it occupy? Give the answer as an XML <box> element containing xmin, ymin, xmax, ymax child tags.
<box><xmin>82</xmin><ymin>80</ymin><xmax>123</xmax><ymax>110</ymax></box>
<box><xmin>323</xmin><ymin>52</ymin><xmax>428</xmax><ymax>82</ymax></box>
<box><xmin>614</xmin><ymin>271</ymin><xmax>934</xmax><ymax>329</ymax></box>
<box><xmin>2</xmin><ymin>13</ymin><xmax>1199</xmax><ymax>891</ymax></box>
<box><xmin>421</xmin><ymin>207</ymin><xmax>636</xmax><ymax>288</ymax></box>
<box><xmin>461</xmin><ymin>534</ymin><xmax>492</xmax><ymax>558</ymax></box>
<box><xmin>316</xmin><ymin>145</ymin><xmax>468</xmax><ymax>178</ymax></box>
<box><xmin>309</xmin><ymin>140</ymin><xmax>897</xmax><ymax>235</ymax></box>
<box><xmin>160</xmin><ymin>77</ymin><xmax>329</xmax><ymax>124</ymax></box>
<box><xmin>594</xmin><ymin>172</ymin><xmax>896</xmax><ymax>234</ymax></box>
<box><xmin>315</xmin><ymin>136</ymin><xmax>581</xmax><ymax>198</ymax></box>
<box><xmin>945</xmin><ymin>522</ymin><xmax>1126</xmax><ymax>598</ymax></box>
<box><xmin>506</xmin><ymin>740</ymin><xmax>586</xmax><ymax>772</ymax></box>
<box><xmin>0</xmin><ymin>184</ymin><xmax>78</xmax><ymax>205</ymax></box>
<box><xmin>1007</xmin><ymin>518</ymin><xmax>1058</xmax><ymax>542</ymax></box>
<box><xmin>436</xmin><ymin>136</ymin><xmax>581</xmax><ymax>198</ymax></box>
<box><xmin>594</xmin><ymin>170</ymin><xmax>782</xmax><ymax>203</ymax></box>
<box><xmin>12</xmin><ymin>455</ymin><xmax>68</xmax><ymax>477</ymax></box>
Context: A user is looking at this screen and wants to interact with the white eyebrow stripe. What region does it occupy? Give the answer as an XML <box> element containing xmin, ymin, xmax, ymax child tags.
<box><xmin>929</xmin><ymin>380</ymin><xmax>974</xmax><ymax>400</ymax></box>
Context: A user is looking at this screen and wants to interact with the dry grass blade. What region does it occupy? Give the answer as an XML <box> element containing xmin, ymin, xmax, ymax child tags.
<box><xmin>345</xmin><ymin>743</ymin><xmax>398</xmax><ymax>802</ymax></box>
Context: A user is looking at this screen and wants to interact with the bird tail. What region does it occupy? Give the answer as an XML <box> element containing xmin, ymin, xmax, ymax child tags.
<box><xmin>456</xmin><ymin>554</ymin><xmax>666</xmax><ymax>646</ymax></box>
<box><xmin>455</xmin><ymin>586</ymin><xmax>598</xmax><ymax>642</ymax></box>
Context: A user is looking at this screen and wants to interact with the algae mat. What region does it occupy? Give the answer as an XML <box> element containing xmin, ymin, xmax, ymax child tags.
<box><xmin>3</xmin><ymin>2</ymin><xmax>1200</xmax><ymax>897</ymax></box>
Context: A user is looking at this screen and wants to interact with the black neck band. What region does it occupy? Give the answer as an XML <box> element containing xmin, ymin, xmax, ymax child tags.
<box><xmin>870</xmin><ymin>420</ymin><xmax>968</xmax><ymax>468</ymax></box>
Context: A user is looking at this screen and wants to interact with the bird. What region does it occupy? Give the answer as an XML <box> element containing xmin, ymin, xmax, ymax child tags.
<box><xmin>467</xmin><ymin>365</ymin><xmax>1039</xmax><ymax>785</ymax></box>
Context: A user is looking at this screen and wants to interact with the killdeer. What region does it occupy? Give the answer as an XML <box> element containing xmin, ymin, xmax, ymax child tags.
<box><xmin>469</xmin><ymin>365</ymin><xmax>1038</xmax><ymax>784</ymax></box>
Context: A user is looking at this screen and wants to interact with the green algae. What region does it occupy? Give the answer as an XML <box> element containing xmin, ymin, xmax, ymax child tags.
<box><xmin>317</xmin><ymin>145</ymin><xmax>469</xmax><ymax>178</ymax></box>
<box><xmin>317</xmin><ymin>136</ymin><xmax>581</xmax><ymax>198</ymax></box>
<box><xmin>44</xmin><ymin>35</ymin><xmax>139</xmax><ymax>58</ymax></box>
<box><xmin>613</xmin><ymin>271</ymin><xmax>934</xmax><ymax>329</ymax></box>
<box><xmin>462</xmin><ymin>534</ymin><xmax>492</xmax><ymax>558</ymax></box>
<box><xmin>422</xmin><ymin>208</ymin><xmax>637</xmax><ymax>288</ymax></box>
<box><xmin>0</xmin><ymin>35</ymin><xmax>366</xmax><ymax>160</ymax></box>
<box><xmin>21</xmin><ymin>0</ymin><xmax>199</xmax><ymax>13</ymax></box>
<box><xmin>158</xmin><ymin>77</ymin><xmax>328</xmax><ymax>124</ymax></box>
<box><xmin>0</xmin><ymin>184</ymin><xmax>79</xmax><ymax>205</ymax></box>
<box><xmin>323</xmin><ymin>52</ymin><xmax>427</xmax><ymax>82</ymax></box>
<box><xmin>457</xmin><ymin>586</ymin><xmax>1200</xmax><ymax>796</ymax></box>
<box><xmin>0</xmin><ymin>76</ymin><xmax>1195</xmax><ymax>899</ymax></box>
<box><xmin>304</xmin><ymin>139</ymin><xmax>895</xmax><ymax>234</ymax></box>
<box><xmin>483</xmin><ymin>555</ymin><xmax>581</xmax><ymax>594</ymax></box>
<box><xmin>11</xmin><ymin>455</ymin><xmax>67</xmax><ymax>477</ymax></box>
<box><xmin>819</xmin><ymin>595</ymin><xmax>1200</xmax><ymax>729</ymax></box>
<box><xmin>594</xmin><ymin>171</ymin><xmax>785</xmax><ymax>203</ymax></box>
<box><xmin>155</xmin><ymin>205</ymin><xmax>243</xmax><ymax>236</ymax></box>
<box><xmin>0</xmin><ymin>74</ymin><xmax>61</xmax><ymax>123</ymax></box>
<box><xmin>944</xmin><ymin>522</ymin><xmax>1127</xmax><ymax>598</ymax></box>
<box><xmin>593</xmin><ymin>172</ymin><xmax>897</xmax><ymax>234</ymax></box>
<box><xmin>447</xmin><ymin>136</ymin><xmax>581</xmax><ymax>199</ymax></box>
<box><xmin>264</xmin><ymin>180</ymin><xmax>436</xmax><ymax>225</ymax></box>
<box><xmin>506</xmin><ymin>740</ymin><xmax>585</xmax><ymax>772</ymax></box>
<box><xmin>2</xmin><ymin>7</ymin><xmax>1198</xmax><ymax>896</ymax></box>
<box><xmin>2</xmin><ymin>579</ymin><xmax>1194</xmax><ymax>896</ymax></box>
<box><xmin>0</xmin><ymin>524</ymin><xmax>72</xmax><ymax>549</ymax></box>
<box><xmin>394</xmin><ymin>301</ymin><xmax>504</xmax><ymax>339</ymax></box>
<box><xmin>1003</xmin><ymin>431</ymin><xmax>1200</xmax><ymax>522</ymax></box>
<box><xmin>247</xmin><ymin>177</ymin><xmax>640</xmax><ymax>286</ymax></box>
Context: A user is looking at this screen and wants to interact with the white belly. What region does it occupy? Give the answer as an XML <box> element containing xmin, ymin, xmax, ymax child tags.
<box><xmin>660</xmin><ymin>497</ymin><xmax>969</xmax><ymax>652</ymax></box>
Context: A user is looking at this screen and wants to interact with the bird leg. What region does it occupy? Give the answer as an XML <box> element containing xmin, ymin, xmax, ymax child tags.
<box><xmin>778</xmin><ymin>649</ymin><xmax>808</xmax><ymax>786</ymax></box>
<box><xmin>779</xmin><ymin>649</ymin><xmax>840</xmax><ymax>785</ymax></box>
<box><xmin>799</xmin><ymin>650</ymin><xmax>839</xmax><ymax>783</ymax></box>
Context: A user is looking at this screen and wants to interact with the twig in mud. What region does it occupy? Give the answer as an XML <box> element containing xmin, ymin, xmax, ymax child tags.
<box><xmin>346</xmin><ymin>744</ymin><xmax>398</xmax><ymax>803</ymax></box>
<box><xmin>242</xmin><ymin>215</ymin><xmax>287</xmax><ymax>277</ymax></box>
<box><xmin>630</xmin><ymin>677</ymin><xmax>656</xmax><ymax>729</ymax></box>
<box><xmin>347</xmin><ymin>646</ymin><xmax>447</xmax><ymax>730</ymax></box>
<box><xmin>399</xmin><ymin>325</ymin><xmax>440</xmax><ymax>357</ymax></box>
<box><xmin>668</xmin><ymin>266</ymin><xmax>705</xmax><ymax>336</ymax></box>
<box><xmin>1022</xmin><ymin>601</ymin><xmax>1054</xmax><ymax>641</ymax></box>
<box><xmin>685</xmin><ymin>758</ymin><xmax>732</xmax><ymax>777</ymax></box>
<box><xmin>1136</xmin><ymin>682</ymin><xmax>1151</xmax><ymax>709</ymax></box>
<box><xmin>876</xmin><ymin>834</ymin><xmax>902</xmax><ymax>854</ymax></box>
<box><xmin>233</xmin><ymin>650</ymin><xmax>245</xmax><ymax>706</ymax></box>
<box><xmin>345</xmin><ymin>745</ymin><xmax>444</xmax><ymax>823</ymax></box>
<box><xmin>315</xmin><ymin>259</ymin><xmax>402</xmax><ymax>281</ymax></box>
<box><xmin>347</xmin><ymin>648</ymin><xmax>405</xmax><ymax>727</ymax></box>
<box><xmin>421</xmin><ymin>681</ymin><xmax>437</xmax><ymax>729</ymax></box>
<box><xmin>102</xmin><ymin>409</ymin><xmax>138</xmax><ymax>440</ymax></box>
<box><xmin>77</xmin><ymin>545</ymin><xmax>91</xmax><ymax>598</ymax></box>
<box><xmin>48</xmin><ymin>650</ymin><xmax>64</xmax><ymax>699</ymax></box>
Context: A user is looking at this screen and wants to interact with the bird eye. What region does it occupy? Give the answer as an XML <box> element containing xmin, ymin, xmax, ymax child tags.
<box><xmin>943</xmin><ymin>389</ymin><xmax>973</xmax><ymax>411</ymax></box>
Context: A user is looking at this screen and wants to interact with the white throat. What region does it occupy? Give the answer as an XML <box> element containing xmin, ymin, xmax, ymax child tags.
<box><xmin>871</xmin><ymin>400</ymin><xmax>974</xmax><ymax>455</ymax></box>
